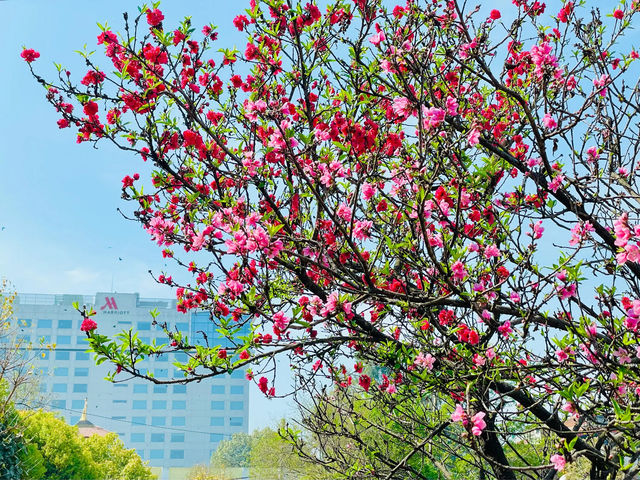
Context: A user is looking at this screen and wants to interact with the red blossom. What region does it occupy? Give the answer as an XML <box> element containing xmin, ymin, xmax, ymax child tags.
<box><xmin>80</xmin><ymin>318</ymin><xmax>97</xmax><ymax>332</ymax></box>
<box><xmin>146</xmin><ymin>8</ymin><xmax>164</xmax><ymax>27</ymax></box>
<box><xmin>20</xmin><ymin>48</ymin><xmax>40</xmax><ymax>63</ymax></box>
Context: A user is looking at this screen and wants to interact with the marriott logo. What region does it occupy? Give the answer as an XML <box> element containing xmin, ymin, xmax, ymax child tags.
<box><xmin>99</xmin><ymin>297</ymin><xmax>129</xmax><ymax>315</ymax></box>
<box><xmin>100</xmin><ymin>297</ymin><xmax>118</xmax><ymax>310</ymax></box>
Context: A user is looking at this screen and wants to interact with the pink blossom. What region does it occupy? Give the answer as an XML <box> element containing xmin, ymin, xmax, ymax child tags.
<box><xmin>509</xmin><ymin>291</ymin><xmax>521</xmax><ymax>303</ymax></box>
<box><xmin>550</xmin><ymin>454</ymin><xmax>566</xmax><ymax>471</ymax></box>
<box><xmin>414</xmin><ymin>352</ymin><xmax>435</xmax><ymax>370</ymax></box>
<box><xmin>530</xmin><ymin>42</ymin><xmax>560</xmax><ymax>81</ymax></box>
<box><xmin>562</xmin><ymin>402</ymin><xmax>577</xmax><ymax>415</ymax></box>
<box><xmin>528</xmin><ymin>220</ymin><xmax>544</xmax><ymax>239</ymax></box>
<box><xmin>422</xmin><ymin>106</ymin><xmax>446</xmax><ymax>130</ymax></box>
<box><xmin>498</xmin><ymin>321</ymin><xmax>513</xmax><ymax>338</ymax></box>
<box><xmin>446</xmin><ymin>96</ymin><xmax>459</xmax><ymax>115</ymax></box>
<box><xmin>593</xmin><ymin>74</ymin><xmax>610</xmax><ymax>97</ymax></box>
<box><xmin>569</xmin><ymin>221</ymin><xmax>593</xmax><ymax>246</ymax></box>
<box><xmin>362</xmin><ymin>183</ymin><xmax>376</xmax><ymax>200</ymax></box>
<box><xmin>451</xmin><ymin>404</ymin><xmax>466</xmax><ymax>423</ymax></box>
<box><xmin>369</xmin><ymin>30</ymin><xmax>386</xmax><ymax>47</ymax></box>
<box><xmin>543</xmin><ymin>113</ymin><xmax>557</xmax><ymax>129</ymax></box>
<box><xmin>273</xmin><ymin>311</ymin><xmax>290</xmax><ymax>331</ymax></box>
<box><xmin>336</xmin><ymin>203</ymin><xmax>352</xmax><ymax>221</ymax></box>
<box><xmin>614</xmin><ymin>347</ymin><xmax>631</xmax><ymax>364</ymax></box>
<box><xmin>467</xmin><ymin>129</ymin><xmax>480</xmax><ymax>146</ymax></box>
<box><xmin>556</xmin><ymin>349</ymin><xmax>569</xmax><ymax>362</ymax></box>
<box><xmin>557</xmin><ymin>283</ymin><xmax>577</xmax><ymax>300</ymax></box>
<box><xmin>451</xmin><ymin>260</ymin><xmax>467</xmax><ymax>281</ymax></box>
<box><xmin>484</xmin><ymin>244</ymin><xmax>500</xmax><ymax>258</ymax></box>
<box><xmin>527</xmin><ymin>157</ymin><xmax>542</xmax><ymax>168</ymax></box>
<box><xmin>392</xmin><ymin>97</ymin><xmax>412</xmax><ymax>118</ymax></box>
<box><xmin>548</xmin><ymin>174</ymin><xmax>564</xmax><ymax>192</ymax></box>
<box><xmin>471</xmin><ymin>412</ymin><xmax>486</xmax><ymax>436</ymax></box>
<box><xmin>473</xmin><ymin>353</ymin><xmax>486</xmax><ymax>366</ymax></box>
<box><xmin>353</xmin><ymin>220</ymin><xmax>373</xmax><ymax>240</ymax></box>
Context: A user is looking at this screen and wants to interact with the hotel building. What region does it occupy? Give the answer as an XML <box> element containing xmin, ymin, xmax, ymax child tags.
<box><xmin>12</xmin><ymin>292</ymin><xmax>249</xmax><ymax>478</ymax></box>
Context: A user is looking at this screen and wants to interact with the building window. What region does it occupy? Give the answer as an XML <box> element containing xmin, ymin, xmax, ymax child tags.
<box><xmin>76</xmin><ymin>351</ymin><xmax>90</xmax><ymax>361</ymax></box>
<box><xmin>230</xmin><ymin>401</ymin><xmax>243</xmax><ymax>411</ymax></box>
<box><xmin>39</xmin><ymin>335</ymin><xmax>51</xmax><ymax>344</ymax></box>
<box><xmin>74</xmin><ymin>368</ymin><xmax>89</xmax><ymax>377</ymax></box>
<box><xmin>173</xmin><ymin>385</ymin><xmax>186</xmax><ymax>394</ymax></box>
<box><xmin>150</xmin><ymin>449</ymin><xmax>163</xmax><ymax>459</ymax></box>
<box><xmin>40</xmin><ymin>351</ymin><xmax>49</xmax><ymax>360</ymax></box>
<box><xmin>56</xmin><ymin>335</ymin><xmax>71</xmax><ymax>345</ymax></box>
<box><xmin>151</xmin><ymin>417</ymin><xmax>166</xmax><ymax>426</ymax></box>
<box><xmin>52</xmin><ymin>383</ymin><xmax>67</xmax><ymax>393</ymax></box>
<box><xmin>176</xmin><ymin>322</ymin><xmax>189</xmax><ymax>331</ymax></box>
<box><xmin>132</xmin><ymin>416</ymin><xmax>146</xmax><ymax>425</ymax></box>
<box><xmin>54</xmin><ymin>367</ymin><xmax>68</xmax><ymax>376</ymax></box>
<box><xmin>52</xmin><ymin>400</ymin><xmax>65</xmax><ymax>409</ymax></box>
<box><xmin>136</xmin><ymin>449</ymin><xmax>145</xmax><ymax>459</ymax></box>
<box><xmin>133</xmin><ymin>384</ymin><xmax>147</xmax><ymax>394</ymax></box>
<box><xmin>39</xmin><ymin>384</ymin><xmax>47</xmax><ymax>393</ymax></box>
<box><xmin>210</xmin><ymin>417</ymin><xmax>224</xmax><ymax>427</ymax></box>
<box><xmin>230</xmin><ymin>385</ymin><xmax>244</xmax><ymax>395</ymax></box>
<box><xmin>171</xmin><ymin>433</ymin><xmax>185</xmax><ymax>442</ymax></box>
<box><xmin>37</xmin><ymin>319</ymin><xmax>52</xmax><ymax>329</ymax></box>
<box><xmin>174</xmin><ymin>352</ymin><xmax>188</xmax><ymax>362</ymax></box>
<box><xmin>172</xmin><ymin>400</ymin><xmax>186</xmax><ymax>410</ymax></box>
<box><xmin>140</xmin><ymin>337</ymin><xmax>150</xmax><ymax>344</ymax></box>
<box><xmin>211</xmin><ymin>385</ymin><xmax>225</xmax><ymax>395</ymax></box>
<box><xmin>154</xmin><ymin>369</ymin><xmax>168</xmax><ymax>378</ymax></box>
<box><xmin>111</xmin><ymin>416</ymin><xmax>125</xmax><ymax>421</ymax></box>
<box><xmin>156</xmin><ymin>355</ymin><xmax>168</xmax><ymax>362</ymax></box>
<box><xmin>231</xmin><ymin>369</ymin><xmax>245</xmax><ymax>379</ymax></box>
<box><xmin>55</xmin><ymin>351</ymin><xmax>70</xmax><ymax>360</ymax></box>
<box><xmin>153</xmin><ymin>385</ymin><xmax>167</xmax><ymax>394</ymax></box>
<box><xmin>171</xmin><ymin>417</ymin><xmax>186</xmax><ymax>427</ymax></box>
<box><xmin>230</xmin><ymin>417</ymin><xmax>243</xmax><ymax>427</ymax></box>
<box><xmin>114</xmin><ymin>384</ymin><xmax>128</xmax><ymax>389</ymax></box>
<box><xmin>152</xmin><ymin>400</ymin><xmax>166</xmax><ymax>410</ymax></box>
<box><xmin>132</xmin><ymin>400</ymin><xmax>147</xmax><ymax>410</ymax></box>
<box><xmin>210</xmin><ymin>433</ymin><xmax>223</xmax><ymax>443</ymax></box>
<box><xmin>138</xmin><ymin>322</ymin><xmax>151</xmax><ymax>331</ymax></box>
<box><xmin>211</xmin><ymin>401</ymin><xmax>225</xmax><ymax>410</ymax></box>
<box><xmin>131</xmin><ymin>433</ymin><xmax>145</xmax><ymax>442</ymax></box>
<box><xmin>58</xmin><ymin>320</ymin><xmax>72</xmax><ymax>329</ymax></box>
<box><xmin>17</xmin><ymin>335</ymin><xmax>30</xmax><ymax>344</ymax></box>
<box><xmin>72</xmin><ymin>399</ymin><xmax>84</xmax><ymax>409</ymax></box>
<box><xmin>169</xmin><ymin>450</ymin><xmax>184</xmax><ymax>460</ymax></box>
<box><xmin>73</xmin><ymin>384</ymin><xmax>87</xmax><ymax>393</ymax></box>
<box><xmin>113</xmin><ymin>400</ymin><xmax>127</xmax><ymax>405</ymax></box>
<box><xmin>151</xmin><ymin>433</ymin><xmax>165</xmax><ymax>442</ymax></box>
<box><xmin>70</xmin><ymin>416</ymin><xmax>80</xmax><ymax>425</ymax></box>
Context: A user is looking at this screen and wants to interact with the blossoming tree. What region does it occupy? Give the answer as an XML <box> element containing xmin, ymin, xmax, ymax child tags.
<box><xmin>24</xmin><ymin>0</ymin><xmax>640</xmax><ymax>478</ymax></box>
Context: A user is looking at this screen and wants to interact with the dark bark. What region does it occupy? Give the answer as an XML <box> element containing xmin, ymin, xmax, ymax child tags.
<box><xmin>480</xmin><ymin>415</ymin><xmax>517</xmax><ymax>480</ymax></box>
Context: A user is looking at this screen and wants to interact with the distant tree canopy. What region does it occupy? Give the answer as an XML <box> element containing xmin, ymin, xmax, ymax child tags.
<box><xmin>20</xmin><ymin>410</ymin><xmax>155</xmax><ymax>480</ymax></box>
<box><xmin>202</xmin><ymin>425</ymin><xmax>325</xmax><ymax>480</ymax></box>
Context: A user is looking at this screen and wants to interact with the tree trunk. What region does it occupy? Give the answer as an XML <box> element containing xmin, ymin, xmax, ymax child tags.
<box><xmin>480</xmin><ymin>417</ymin><xmax>517</xmax><ymax>480</ymax></box>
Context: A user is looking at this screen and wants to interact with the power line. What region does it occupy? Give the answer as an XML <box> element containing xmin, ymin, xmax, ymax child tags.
<box><xmin>22</xmin><ymin>399</ymin><xmax>242</xmax><ymax>439</ymax></box>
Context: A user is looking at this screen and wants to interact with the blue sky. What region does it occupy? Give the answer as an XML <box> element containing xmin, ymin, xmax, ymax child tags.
<box><xmin>0</xmin><ymin>0</ymin><xmax>297</xmax><ymax>431</ymax></box>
